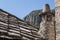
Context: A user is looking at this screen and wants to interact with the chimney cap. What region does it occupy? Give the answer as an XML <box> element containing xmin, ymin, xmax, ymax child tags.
<box><xmin>42</xmin><ymin>4</ymin><xmax>51</xmax><ymax>13</ymax></box>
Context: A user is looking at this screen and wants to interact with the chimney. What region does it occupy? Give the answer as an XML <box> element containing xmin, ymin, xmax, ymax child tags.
<box><xmin>42</xmin><ymin>4</ymin><xmax>51</xmax><ymax>13</ymax></box>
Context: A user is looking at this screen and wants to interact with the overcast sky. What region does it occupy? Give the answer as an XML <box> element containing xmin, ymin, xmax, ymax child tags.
<box><xmin>0</xmin><ymin>0</ymin><xmax>55</xmax><ymax>19</ymax></box>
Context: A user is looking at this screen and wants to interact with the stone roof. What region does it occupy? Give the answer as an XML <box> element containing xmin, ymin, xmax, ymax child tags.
<box><xmin>0</xmin><ymin>9</ymin><xmax>38</xmax><ymax>29</ymax></box>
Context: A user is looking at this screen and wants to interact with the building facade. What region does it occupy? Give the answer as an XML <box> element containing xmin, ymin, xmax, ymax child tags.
<box><xmin>55</xmin><ymin>0</ymin><xmax>60</xmax><ymax>40</ymax></box>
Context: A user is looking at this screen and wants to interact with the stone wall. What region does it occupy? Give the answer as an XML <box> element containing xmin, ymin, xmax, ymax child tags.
<box><xmin>38</xmin><ymin>13</ymin><xmax>55</xmax><ymax>40</ymax></box>
<box><xmin>38</xmin><ymin>4</ymin><xmax>55</xmax><ymax>40</ymax></box>
<box><xmin>55</xmin><ymin>0</ymin><xmax>60</xmax><ymax>40</ymax></box>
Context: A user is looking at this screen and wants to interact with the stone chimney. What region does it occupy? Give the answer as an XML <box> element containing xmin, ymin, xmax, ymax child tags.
<box><xmin>38</xmin><ymin>4</ymin><xmax>55</xmax><ymax>40</ymax></box>
<box><xmin>42</xmin><ymin>4</ymin><xmax>51</xmax><ymax>13</ymax></box>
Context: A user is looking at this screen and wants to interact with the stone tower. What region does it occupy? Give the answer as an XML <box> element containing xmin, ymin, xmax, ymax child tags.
<box><xmin>55</xmin><ymin>0</ymin><xmax>60</xmax><ymax>40</ymax></box>
<box><xmin>38</xmin><ymin>4</ymin><xmax>55</xmax><ymax>40</ymax></box>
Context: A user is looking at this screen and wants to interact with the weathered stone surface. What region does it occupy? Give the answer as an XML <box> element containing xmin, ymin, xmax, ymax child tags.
<box><xmin>55</xmin><ymin>0</ymin><xmax>60</xmax><ymax>7</ymax></box>
<box><xmin>38</xmin><ymin>4</ymin><xmax>55</xmax><ymax>40</ymax></box>
<box><xmin>55</xmin><ymin>0</ymin><xmax>60</xmax><ymax>40</ymax></box>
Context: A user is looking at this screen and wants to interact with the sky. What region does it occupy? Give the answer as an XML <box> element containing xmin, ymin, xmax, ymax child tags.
<box><xmin>0</xmin><ymin>0</ymin><xmax>55</xmax><ymax>19</ymax></box>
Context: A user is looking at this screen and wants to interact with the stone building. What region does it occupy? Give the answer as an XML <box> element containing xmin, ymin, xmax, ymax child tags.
<box><xmin>0</xmin><ymin>1</ymin><xmax>58</xmax><ymax>40</ymax></box>
<box><xmin>55</xmin><ymin>0</ymin><xmax>60</xmax><ymax>40</ymax></box>
<box><xmin>38</xmin><ymin>4</ymin><xmax>55</xmax><ymax>40</ymax></box>
<box><xmin>0</xmin><ymin>9</ymin><xmax>40</xmax><ymax>40</ymax></box>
